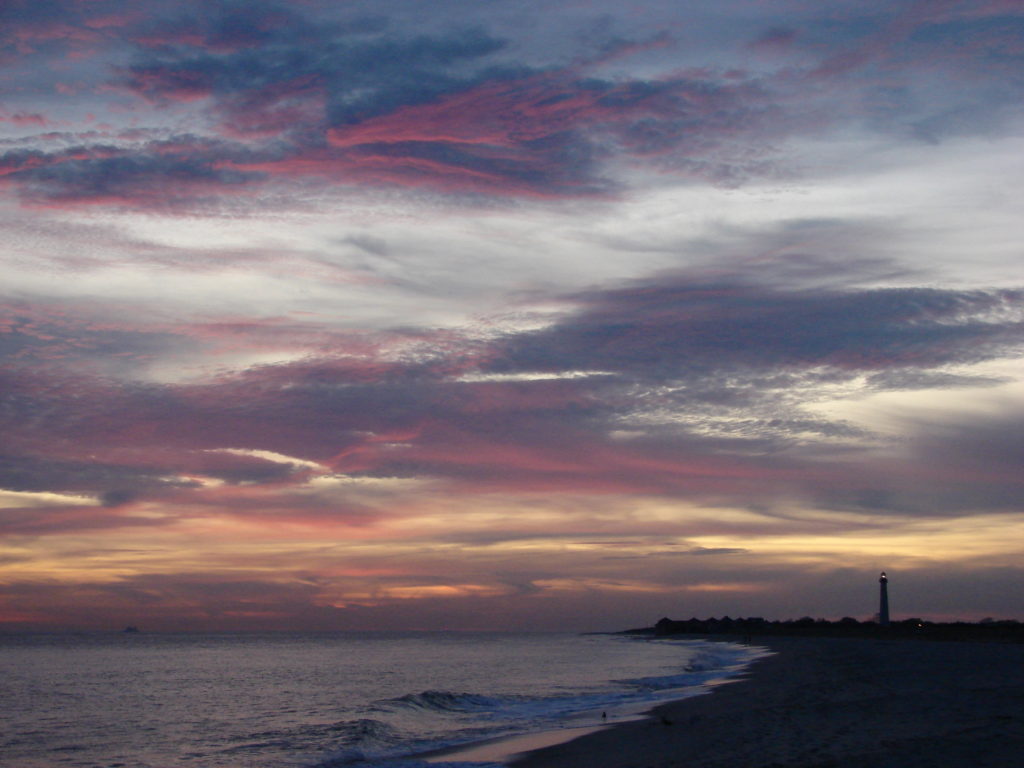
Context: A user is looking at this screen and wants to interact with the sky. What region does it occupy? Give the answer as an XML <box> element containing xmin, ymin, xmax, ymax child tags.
<box><xmin>1</xmin><ymin>0</ymin><xmax>1023</xmax><ymax>632</ymax></box>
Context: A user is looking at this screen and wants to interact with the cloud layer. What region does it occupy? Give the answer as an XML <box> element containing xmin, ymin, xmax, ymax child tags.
<box><xmin>2</xmin><ymin>0</ymin><xmax>1024</xmax><ymax>630</ymax></box>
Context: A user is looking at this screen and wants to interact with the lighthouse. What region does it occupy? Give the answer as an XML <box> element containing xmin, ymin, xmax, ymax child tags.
<box><xmin>878</xmin><ymin>571</ymin><xmax>890</xmax><ymax>626</ymax></box>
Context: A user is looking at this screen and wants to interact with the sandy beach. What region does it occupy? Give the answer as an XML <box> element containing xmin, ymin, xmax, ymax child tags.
<box><xmin>505</xmin><ymin>636</ymin><xmax>1024</xmax><ymax>768</ymax></box>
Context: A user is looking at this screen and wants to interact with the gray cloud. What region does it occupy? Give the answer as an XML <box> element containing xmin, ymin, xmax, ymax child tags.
<box><xmin>494</xmin><ymin>280</ymin><xmax>1023</xmax><ymax>379</ymax></box>
<box><xmin>3</xmin><ymin>263</ymin><xmax>1022</xmax><ymax>518</ymax></box>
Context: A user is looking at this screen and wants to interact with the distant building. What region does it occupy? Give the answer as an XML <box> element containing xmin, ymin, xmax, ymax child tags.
<box><xmin>879</xmin><ymin>572</ymin><xmax>890</xmax><ymax>626</ymax></box>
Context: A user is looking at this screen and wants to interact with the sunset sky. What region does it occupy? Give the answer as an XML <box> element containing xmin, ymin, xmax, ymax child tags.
<box><xmin>2</xmin><ymin>0</ymin><xmax>1023</xmax><ymax>632</ymax></box>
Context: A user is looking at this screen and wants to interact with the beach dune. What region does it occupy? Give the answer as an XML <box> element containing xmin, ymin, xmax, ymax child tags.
<box><xmin>511</xmin><ymin>636</ymin><xmax>1024</xmax><ymax>768</ymax></box>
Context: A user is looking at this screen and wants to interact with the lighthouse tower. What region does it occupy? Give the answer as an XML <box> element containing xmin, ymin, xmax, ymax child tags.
<box><xmin>878</xmin><ymin>571</ymin><xmax>890</xmax><ymax>626</ymax></box>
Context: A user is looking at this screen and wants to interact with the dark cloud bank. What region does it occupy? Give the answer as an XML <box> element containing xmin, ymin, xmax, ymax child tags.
<box><xmin>3</xmin><ymin>271</ymin><xmax>1022</xmax><ymax>517</ymax></box>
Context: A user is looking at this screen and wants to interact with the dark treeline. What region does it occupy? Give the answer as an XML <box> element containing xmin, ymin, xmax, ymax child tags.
<box><xmin>627</xmin><ymin>616</ymin><xmax>1024</xmax><ymax>642</ymax></box>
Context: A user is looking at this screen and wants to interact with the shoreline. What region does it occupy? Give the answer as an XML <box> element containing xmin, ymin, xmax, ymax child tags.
<box><xmin>506</xmin><ymin>635</ymin><xmax>1024</xmax><ymax>768</ymax></box>
<box><xmin>422</xmin><ymin>722</ymin><xmax>610</xmax><ymax>765</ymax></box>
<box><xmin>423</xmin><ymin>637</ymin><xmax>768</xmax><ymax>765</ymax></box>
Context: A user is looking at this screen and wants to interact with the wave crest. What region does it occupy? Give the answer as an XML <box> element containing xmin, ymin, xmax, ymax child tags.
<box><xmin>337</xmin><ymin>718</ymin><xmax>402</xmax><ymax>746</ymax></box>
<box><xmin>383</xmin><ymin>689</ymin><xmax>501</xmax><ymax>713</ymax></box>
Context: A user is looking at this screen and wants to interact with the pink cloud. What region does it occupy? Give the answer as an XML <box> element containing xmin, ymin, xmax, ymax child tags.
<box><xmin>746</xmin><ymin>27</ymin><xmax>799</xmax><ymax>55</ymax></box>
<box><xmin>132</xmin><ymin>29</ymin><xmax>209</xmax><ymax>49</ymax></box>
<box><xmin>806</xmin><ymin>0</ymin><xmax>1024</xmax><ymax>81</ymax></box>
<box><xmin>0</xmin><ymin>154</ymin><xmax>47</xmax><ymax>177</ymax></box>
<box><xmin>224</xmin><ymin>146</ymin><xmax>584</xmax><ymax>199</ymax></box>
<box><xmin>0</xmin><ymin>111</ymin><xmax>53</xmax><ymax>127</ymax></box>
<box><xmin>326</xmin><ymin>73</ymin><xmax>669</xmax><ymax>150</ymax></box>
<box><xmin>10</xmin><ymin>21</ymin><xmax>100</xmax><ymax>45</ymax></box>
<box><xmin>0</xmin><ymin>503</ymin><xmax>170</xmax><ymax>536</ymax></box>
<box><xmin>214</xmin><ymin>76</ymin><xmax>326</xmax><ymax>138</ymax></box>
<box><xmin>81</xmin><ymin>9</ymin><xmax>141</xmax><ymax>30</ymax></box>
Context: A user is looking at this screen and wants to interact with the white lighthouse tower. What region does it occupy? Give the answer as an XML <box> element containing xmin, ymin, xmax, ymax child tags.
<box><xmin>878</xmin><ymin>571</ymin><xmax>890</xmax><ymax>626</ymax></box>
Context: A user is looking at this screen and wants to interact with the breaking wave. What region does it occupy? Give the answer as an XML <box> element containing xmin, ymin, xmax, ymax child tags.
<box><xmin>381</xmin><ymin>690</ymin><xmax>508</xmax><ymax>713</ymax></box>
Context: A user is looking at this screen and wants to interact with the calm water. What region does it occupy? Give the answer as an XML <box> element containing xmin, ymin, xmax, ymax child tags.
<box><xmin>0</xmin><ymin>632</ymin><xmax>762</xmax><ymax>768</ymax></box>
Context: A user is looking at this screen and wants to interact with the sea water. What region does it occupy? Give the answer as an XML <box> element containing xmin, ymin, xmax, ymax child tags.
<box><xmin>0</xmin><ymin>632</ymin><xmax>762</xmax><ymax>768</ymax></box>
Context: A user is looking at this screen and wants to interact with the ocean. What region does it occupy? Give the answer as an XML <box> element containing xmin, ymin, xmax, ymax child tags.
<box><xmin>0</xmin><ymin>632</ymin><xmax>764</xmax><ymax>768</ymax></box>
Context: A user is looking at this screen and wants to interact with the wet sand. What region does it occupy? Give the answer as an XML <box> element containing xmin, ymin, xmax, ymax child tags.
<box><xmin>507</xmin><ymin>635</ymin><xmax>1024</xmax><ymax>768</ymax></box>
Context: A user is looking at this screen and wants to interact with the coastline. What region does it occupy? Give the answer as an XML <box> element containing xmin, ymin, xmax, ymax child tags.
<box><xmin>507</xmin><ymin>635</ymin><xmax>1024</xmax><ymax>768</ymax></box>
<box><xmin>423</xmin><ymin>637</ymin><xmax>767</xmax><ymax>765</ymax></box>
